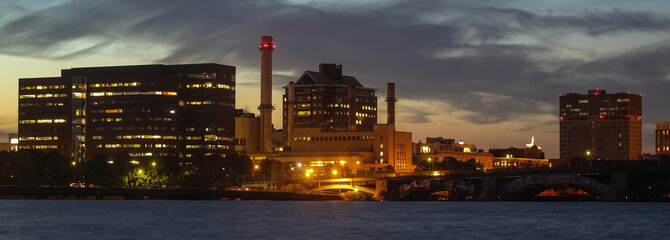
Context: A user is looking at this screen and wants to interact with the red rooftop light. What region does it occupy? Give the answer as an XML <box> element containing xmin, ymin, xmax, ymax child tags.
<box><xmin>599</xmin><ymin>115</ymin><xmax>606</xmax><ymax>119</ymax></box>
<box><xmin>259</xmin><ymin>43</ymin><xmax>276</xmax><ymax>50</ymax></box>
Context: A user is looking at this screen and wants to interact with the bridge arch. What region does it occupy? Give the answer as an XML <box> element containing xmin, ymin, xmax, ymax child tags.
<box><xmin>312</xmin><ymin>184</ymin><xmax>376</xmax><ymax>195</ymax></box>
<box><xmin>499</xmin><ymin>173</ymin><xmax>610</xmax><ymax>200</ymax></box>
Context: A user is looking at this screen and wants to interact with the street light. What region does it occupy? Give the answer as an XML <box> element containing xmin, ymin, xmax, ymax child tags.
<box><xmin>332</xmin><ymin>170</ymin><xmax>338</xmax><ymax>177</ymax></box>
<box><xmin>151</xmin><ymin>162</ymin><xmax>156</xmax><ymax>167</ymax></box>
<box><xmin>71</xmin><ymin>161</ymin><xmax>76</xmax><ymax>183</ymax></box>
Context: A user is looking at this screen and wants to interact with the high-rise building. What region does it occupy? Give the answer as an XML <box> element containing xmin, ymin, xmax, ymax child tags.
<box><xmin>282</xmin><ymin>63</ymin><xmax>377</xmax><ymax>133</ymax></box>
<box><xmin>559</xmin><ymin>89</ymin><xmax>642</xmax><ymax>160</ymax></box>
<box><xmin>657</xmin><ymin>122</ymin><xmax>670</xmax><ymax>155</ymax></box>
<box><xmin>18</xmin><ymin>64</ymin><xmax>236</xmax><ymax>162</ymax></box>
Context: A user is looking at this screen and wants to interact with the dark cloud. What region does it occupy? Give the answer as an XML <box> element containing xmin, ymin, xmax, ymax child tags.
<box><xmin>398</xmin><ymin>109</ymin><xmax>434</xmax><ymax>124</ymax></box>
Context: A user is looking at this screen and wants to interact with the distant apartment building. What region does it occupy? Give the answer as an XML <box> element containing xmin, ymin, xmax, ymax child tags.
<box><xmin>559</xmin><ymin>89</ymin><xmax>642</xmax><ymax>160</ymax></box>
<box><xmin>282</xmin><ymin>63</ymin><xmax>377</xmax><ymax>133</ymax></box>
<box><xmin>657</xmin><ymin>122</ymin><xmax>670</xmax><ymax>155</ymax></box>
<box><xmin>9</xmin><ymin>133</ymin><xmax>18</xmax><ymax>152</ymax></box>
<box><xmin>0</xmin><ymin>133</ymin><xmax>17</xmax><ymax>152</ymax></box>
<box><xmin>18</xmin><ymin>64</ymin><xmax>236</xmax><ymax>162</ymax></box>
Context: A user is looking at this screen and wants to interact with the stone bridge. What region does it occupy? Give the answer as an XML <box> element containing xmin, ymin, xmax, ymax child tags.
<box><xmin>497</xmin><ymin>173</ymin><xmax>611</xmax><ymax>200</ymax></box>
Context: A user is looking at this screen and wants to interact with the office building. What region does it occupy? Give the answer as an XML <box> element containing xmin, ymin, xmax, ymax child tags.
<box><xmin>18</xmin><ymin>64</ymin><xmax>236</xmax><ymax>161</ymax></box>
<box><xmin>559</xmin><ymin>89</ymin><xmax>642</xmax><ymax>160</ymax></box>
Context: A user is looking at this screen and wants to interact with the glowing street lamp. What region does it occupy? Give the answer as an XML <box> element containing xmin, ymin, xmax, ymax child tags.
<box><xmin>332</xmin><ymin>170</ymin><xmax>338</xmax><ymax>176</ymax></box>
<box><xmin>151</xmin><ymin>162</ymin><xmax>157</xmax><ymax>167</ymax></box>
<box><xmin>71</xmin><ymin>161</ymin><xmax>76</xmax><ymax>183</ymax></box>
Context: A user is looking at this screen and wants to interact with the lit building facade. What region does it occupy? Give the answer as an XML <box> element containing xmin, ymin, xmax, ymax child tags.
<box><xmin>284</xmin><ymin>124</ymin><xmax>413</xmax><ymax>172</ymax></box>
<box><xmin>657</xmin><ymin>122</ymin><xmax>670</xmax><ymax>155</ymax></box>
<box><xmin>559</xmin><ymin>89</ymin><xmax>642</xmax><ymax>160</ymax></box>
<box><xmin>282</xmin><ymin>63</ymin><xmax>377</xmax><ymax>133</ymax></box>
<box><xmin>19</xmin><ymin>64</ymin><xmax>236</xmax><ymax>161</ymax></box>
<box><xmin>488</xmin><ymin>137</ymin><xmax>549</xmax><ymax>169</ymax></box>
<box><xmin>413</xmin><ymin>137</ymin><xmax>493</xmax><ymax>169</ymax></box>
<box><xmin>234</xmin><ymin>110</ymin><xmax>260</xmax><ymax>153</ymax></box>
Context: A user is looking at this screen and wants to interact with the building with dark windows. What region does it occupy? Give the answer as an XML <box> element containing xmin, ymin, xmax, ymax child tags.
<box><xmin>282</xmin><ymin>63</ymin><xmax>377</xmax><ymax>133</ymax></box>
<box><xmin>657</xmin><ymin>122</ymin><xmax>670</xmax><ymax>155</ymax></box>
<box><xmin>559</xmin><ymin>89</ymin><xmax>642</xmax><ymax>160</ymax></box>
<box><xmin>19</xmin><ymin>64</ymin><xmax>236</xmax><ymax>162</ymax></box>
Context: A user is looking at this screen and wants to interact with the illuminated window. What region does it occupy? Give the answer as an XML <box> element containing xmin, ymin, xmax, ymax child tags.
<box><xmin>204</xmin><ymin>135</ymin><xmax>217</xmax><ymax>141</ymax></box>
<box><xmin>105</xmin><ymin>109</ymin><xmax>123</xmax><ymax>113</ymax></box>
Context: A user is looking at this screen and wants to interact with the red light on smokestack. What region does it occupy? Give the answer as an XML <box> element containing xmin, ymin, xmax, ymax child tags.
<box><xmin>259</xmin><ymin>42</ymin><xmax>276</xmax><ymax>50</ymax></box>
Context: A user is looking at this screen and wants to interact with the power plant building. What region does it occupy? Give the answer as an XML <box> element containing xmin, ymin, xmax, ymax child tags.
<box><xmin>18</xmin><ymin>64</ymin><xmax>236</xmax><ymax>162</ymax></box>
<box><xmin>282</xmin><ymin>63</ymin><xmax>377</xmax><ymax>133</ymax></box>
<box><xmin>559</xmin><ymin>89</ymin><xmax>642</xmax><ymax>160</ymax></box>
<box><xmin>236</xmin><ymin>45</ymin><xmax>414</xmax><ymax>172</ymax></box>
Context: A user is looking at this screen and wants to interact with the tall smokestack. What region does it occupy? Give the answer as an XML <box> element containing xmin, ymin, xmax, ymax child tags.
<box><xmin>386</xmin><ymin>83</ymin><xmax>396</xmax><ymax>125</ymax></box>
<box><xmin>259</xmin><ymin>36</ymin><xmax>276</xmax><ymax>153</ymax></box>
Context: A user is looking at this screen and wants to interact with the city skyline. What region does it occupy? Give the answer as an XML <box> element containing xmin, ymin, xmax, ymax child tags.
<box><xmin>3</xmin><ymin>1</ymin><xmax>670</xmax><ymax>158</ymax></box>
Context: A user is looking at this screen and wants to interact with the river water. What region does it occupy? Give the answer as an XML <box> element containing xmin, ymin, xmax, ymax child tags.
<box><xmin>0</xmin><ymin>200</ymin><xmax>668</xmax><ymax>239</ymax></box>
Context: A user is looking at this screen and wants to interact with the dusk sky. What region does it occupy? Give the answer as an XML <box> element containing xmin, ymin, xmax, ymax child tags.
<box><xmin>2</xmin><ymin>0</ymin><xmax>670</xmax><ymax>158</ymax></box>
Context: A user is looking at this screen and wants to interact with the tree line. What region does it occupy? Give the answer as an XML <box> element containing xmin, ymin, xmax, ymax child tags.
<box><xmin>0</xmin><ymin>150</ymin><xmax>253</xmax><ymax>189</ymax></box>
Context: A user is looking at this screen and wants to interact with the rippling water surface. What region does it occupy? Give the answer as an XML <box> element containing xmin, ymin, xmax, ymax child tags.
<box><xmin>1</xmin><ymin>200</ymin><xmax>668</xmax><ymax>239</ymax></box>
